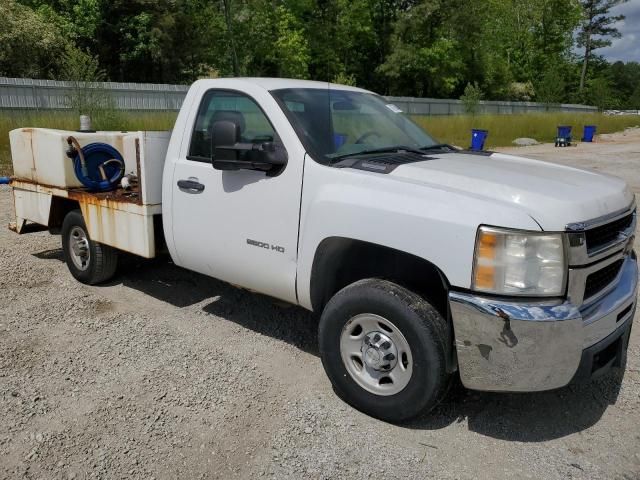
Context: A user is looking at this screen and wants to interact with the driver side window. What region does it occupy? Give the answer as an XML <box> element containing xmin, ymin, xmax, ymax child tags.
<box><xmin>188</xmin><ymin>90</ymin><xmax>278</xmax><ymax>162</ymax></box>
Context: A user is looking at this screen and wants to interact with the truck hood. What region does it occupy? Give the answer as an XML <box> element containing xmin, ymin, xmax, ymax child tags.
<box><xmin>390</xmin><ymin>151</ymin><xmax>634</xmax><ymax>231</ymax></box>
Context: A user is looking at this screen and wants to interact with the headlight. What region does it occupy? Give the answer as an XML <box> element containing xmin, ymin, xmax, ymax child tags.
<box><xmin>472</xmin><ymin>226</ymin><xmax>566</xmax><ymax>296</ymax></box>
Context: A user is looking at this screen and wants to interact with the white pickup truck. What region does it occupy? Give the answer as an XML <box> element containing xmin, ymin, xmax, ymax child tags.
<box><xmin>8</xmin><ymin>78</ymin><xmax>637</xmax><ymax>422</ymax></box>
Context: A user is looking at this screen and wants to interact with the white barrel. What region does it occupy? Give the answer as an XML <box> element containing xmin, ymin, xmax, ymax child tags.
<box><xmin>79</xmin><ymin>115</ymin><xmax>92</xmax><ymax>132</ymax></box>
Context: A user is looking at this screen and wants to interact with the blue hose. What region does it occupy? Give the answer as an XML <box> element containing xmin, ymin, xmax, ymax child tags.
<box><xmin>72</xmin><ymin>142</ymin><xmax>125</xmax><ymax>192</ymax></box>
<box><xmin>0</xmin><ymin>177</ymin><xmax>10</xmax><ymax>185</ymax></box>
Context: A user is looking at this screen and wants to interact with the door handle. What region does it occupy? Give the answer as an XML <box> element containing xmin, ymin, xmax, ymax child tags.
<box><xmin>177</xmin><ymin>179</ymin><xmax>205</xmax><ymax>193</ymax></box>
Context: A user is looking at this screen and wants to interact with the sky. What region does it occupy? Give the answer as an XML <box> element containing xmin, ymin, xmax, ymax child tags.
<box><xmin>597</xmin><ymin>0</ymin><xmax>640</xmax><ymax>62</ymax></box>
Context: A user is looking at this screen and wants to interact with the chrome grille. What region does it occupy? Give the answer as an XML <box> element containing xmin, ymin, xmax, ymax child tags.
<box><xmin>585</xmin><ymin>213</ymin><xmax>634</xmax><ymax>252</ymax></box>
<box><xmin>584</xmin><ymin>259</ymin><xmax>624</xmax><ymax>300</ymax></box>
<box><xmin>567</xmin><ymin>205</ymin><xmax>636</xmax><ymax>266</ymax></box>
<box><xmin>565</xmin><ymin>203</ymin><xmax>636</xmax><ymax>306</ymax></box>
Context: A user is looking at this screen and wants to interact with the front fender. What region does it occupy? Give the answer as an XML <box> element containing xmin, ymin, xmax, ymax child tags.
<box><xmin>296</xmin><ymin>159</ymin><xmax>541</xmax><ymax>310</ymax></box>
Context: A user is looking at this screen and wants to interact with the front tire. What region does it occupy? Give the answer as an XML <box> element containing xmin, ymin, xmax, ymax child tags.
<box><xmin>61</xmin><ymin>210</ymin><xmax>118</xmax><ymax>285</ymax></box>
<box><xmin>318</xmin><ymin>279</ymin><xmax>451</xmax><ymax>422</ymax></box>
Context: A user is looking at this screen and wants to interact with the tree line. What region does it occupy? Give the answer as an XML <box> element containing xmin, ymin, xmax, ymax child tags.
<box><xmin>1</xmin><ymin>0</ymin><xmax>638</xmax><ymax>109</ymax></box>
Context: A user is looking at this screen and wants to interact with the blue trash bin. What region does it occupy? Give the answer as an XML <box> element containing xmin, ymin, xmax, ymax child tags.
<box><xmin>470</xmin><ymin>129</ymin><xmax>488</xmax><ymax>151</ymax></box>
<box><xmin>555</xmin><ymin>125</ymin><xmax>572</xmax><ymax>147</ymax></box>
<box><xmin>333</xmin><ymin>133</ymin><xmax>348</xmax><ymax>149</ymax></box>
<box><xmin>557</xmin><ymin>126</ymin><xmax>572</xmax><ymax>138</ymax></box>
<box><xmin>582</xmin><ymin>125</ymin><xmax>596</xmax><ymax>142</ymax></box>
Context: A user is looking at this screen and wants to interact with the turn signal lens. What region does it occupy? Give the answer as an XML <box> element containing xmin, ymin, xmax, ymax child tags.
<box><xmin>474</xmin><ymin>230</ymin><xmax>497</xmax><ymax>290</ymax></box>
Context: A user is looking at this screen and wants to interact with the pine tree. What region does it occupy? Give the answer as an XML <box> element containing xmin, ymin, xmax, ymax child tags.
<box><xmin>577</xmin><ymin>0</ymin><xmax>627</xmax><ymax>91</ymax></box>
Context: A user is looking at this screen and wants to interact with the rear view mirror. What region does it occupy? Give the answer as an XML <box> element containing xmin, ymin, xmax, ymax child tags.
<box><xmin>333</xmin><ymin>101</ymin><xmax>358</xmax><ymax>111</ymax></box>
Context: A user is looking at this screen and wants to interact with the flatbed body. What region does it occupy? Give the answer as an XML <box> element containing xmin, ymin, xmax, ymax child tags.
<box><xmin>9</xmin><ymin>129</ymin><xmax>169</xmax><ymax>258</ymax></box>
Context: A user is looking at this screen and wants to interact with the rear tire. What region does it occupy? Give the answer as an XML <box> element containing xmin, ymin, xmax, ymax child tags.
<box><xmin>61</xmin><ymin>210</ymin><xmax>118</xmax><ymax>285</ymax></box>
<box><xmin>318</xmin><ymin>278</ymin><xmax>451</xmax><ymax>422</ymax></box>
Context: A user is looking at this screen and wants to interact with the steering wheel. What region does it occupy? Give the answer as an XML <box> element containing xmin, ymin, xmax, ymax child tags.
<box><xmin>355</xmin><ymin>131</ymin><xmax>382</xmax><ymax>144</ymax></box>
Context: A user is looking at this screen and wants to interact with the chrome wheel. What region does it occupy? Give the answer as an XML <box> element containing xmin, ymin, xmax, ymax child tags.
<box><xmin>69</xmin><ymin>226</ymin><xmax>90</xmax><ymax>271</ymax></box>
<box><xmin>339</xmin><ymin>313</ymin><xmax>413</xmax><ymax>396</ymax></box>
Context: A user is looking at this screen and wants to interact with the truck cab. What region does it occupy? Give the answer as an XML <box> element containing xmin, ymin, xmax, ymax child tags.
<box><xmin>8</xmin><ymin>78</ymin><xmax>638</xmax><ymax>422</ymax></box>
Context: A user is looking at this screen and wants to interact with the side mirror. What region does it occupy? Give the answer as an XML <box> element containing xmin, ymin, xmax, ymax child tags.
<box><xmin>254</xmin><ymin>142</ymin><xmax>288</xmax><ymax>176</ymax></box>
<box><xmin>211</xmin><ymin>120</ymin><xmax>288</xmax><ymax>175</ymax></box>
<box><xmin>211</xmin><ymin>120</ymin><xmax>241</xmax><ymax>162</ymax></box>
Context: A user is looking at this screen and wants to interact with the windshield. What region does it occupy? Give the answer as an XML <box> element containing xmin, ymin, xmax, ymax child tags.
<box><xmin>271</xmin><ymin>88</ymin><xmax>438</xmax><ymax>165</ymax></box>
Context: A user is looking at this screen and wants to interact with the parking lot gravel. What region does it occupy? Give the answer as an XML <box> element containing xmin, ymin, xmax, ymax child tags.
<box><xmin>1</xmin><ymin>129</ymin><xmax>639</xmax><ymax>479</ymax></box>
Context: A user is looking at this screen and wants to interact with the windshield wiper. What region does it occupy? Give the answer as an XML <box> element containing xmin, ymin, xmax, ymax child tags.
<box><xmin>332</xmin><ymin>145</ymin><xmax>428</xmax><ymax>161</ymax></box>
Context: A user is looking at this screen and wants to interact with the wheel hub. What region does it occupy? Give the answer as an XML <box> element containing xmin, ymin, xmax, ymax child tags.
<box><xmin>339</xmin><ymin>313</ymin><xmax>413</xmax><ymax>396</ymax></box>
<box><xmin>361</xmin><ymin>331</ymin><xmax>398</xmax><ymax>371</ymax></box>
<box><xmin>69</xmin><ymin>226</ymin><xmax>90</xmax><ymax>271</ymax></box>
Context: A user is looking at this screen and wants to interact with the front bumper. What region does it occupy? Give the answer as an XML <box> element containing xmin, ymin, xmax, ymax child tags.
<box><xmin>449</xmin><ymin>254</ymin><xmax>637</xmax><ymax>392</ymax></box>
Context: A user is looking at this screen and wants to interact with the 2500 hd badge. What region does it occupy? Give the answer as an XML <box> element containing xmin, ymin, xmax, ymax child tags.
<box><xmin>247</xmin><ymin>238</ymin><xmax>285</xmax><ymax>253</ymax></box>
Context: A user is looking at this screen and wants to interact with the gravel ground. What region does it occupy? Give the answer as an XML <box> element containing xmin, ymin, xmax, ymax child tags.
<box><xmin>1</xmin><ymin>129</ymin><xmax>640</xmax><ymax>480</ymax></box>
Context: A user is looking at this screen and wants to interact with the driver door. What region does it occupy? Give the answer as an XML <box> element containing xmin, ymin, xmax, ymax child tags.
<box><xmin>170</xmin><ymin>88</ymin><xmax>303</xmax><ymax>304</ymax></box>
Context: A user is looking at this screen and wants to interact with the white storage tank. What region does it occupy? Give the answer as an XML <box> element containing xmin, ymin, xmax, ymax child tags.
<box><xmin>9</xmin><ymin>128</ymin><xmax>138</xmax><ymax>188</ymax></box>
<box><xmin>9</xmin><ymin>129</ymin><xmax>171</xmax><ymax>258</ymax></box>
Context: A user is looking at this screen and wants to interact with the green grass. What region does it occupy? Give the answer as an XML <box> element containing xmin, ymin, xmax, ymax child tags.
<box><xmin>412</xmin><ymin>113</ymin><xmax>640</xmax><ymax>150</ymax></box>
<box><xmin>0</xmin><ymin>110</ymin><xmax>177</xmax><ymax>176</ymax></box>
<box><xmin>2</xmin><ymin>110</ymin><xmax>639</xmax><ymax>176</ymax></box>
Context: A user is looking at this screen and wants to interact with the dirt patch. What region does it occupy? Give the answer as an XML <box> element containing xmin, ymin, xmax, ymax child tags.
<box><xmin>497</xmin><ymin>127</ymin><xmax>640</xmax><ymax>194</ymax></box>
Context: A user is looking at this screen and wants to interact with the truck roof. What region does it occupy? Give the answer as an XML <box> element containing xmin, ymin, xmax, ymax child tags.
<box><xmin>191</xmin><ymin>77</ymin><xmax>372</xmax><ymax>94</ymax></box>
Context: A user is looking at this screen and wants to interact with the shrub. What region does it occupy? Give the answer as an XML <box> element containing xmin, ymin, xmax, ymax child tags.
<box><xmin>460</xmin><ymin>82</ymin><xmax>483</xmax><ymax>115</ymax></box>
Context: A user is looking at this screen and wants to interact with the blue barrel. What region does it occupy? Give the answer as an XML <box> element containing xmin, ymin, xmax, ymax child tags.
<box><xmin>333</xmin><ymin>133</ymin><xmax>348</xmax><ymax>149</ymax></box>
<box><xmin>555</xmin><ymin>125</ymin><xmax>573</xmax><ymax>147</ymax></box>
<box><xmin>0</xmin><ymin>176</ymin><xmax>10</xmax><ymax>185</ymax></box>
<box><xmin>582</xmin><ymin>125</ymin><xmax>596</xmax><ymax>142</ymax></box>
<box><xmin>557</xmin><ymin>125</ymin><xmax>572</xmax><ymax>139</ymax></box>
<box><xmin>470</xmin><ymin>129</ymin><xmax>488</xmax><ymax>151</ymax></box>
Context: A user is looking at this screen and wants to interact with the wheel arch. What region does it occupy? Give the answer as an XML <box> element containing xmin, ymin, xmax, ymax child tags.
<box><xmin>48</xmin><ymin>196</ymin><xmax>80</xmax><ymax>231</ymax></box>
<box><xmin>310</xmin><ymin>237</ymin><xmax>457</xmax><ymax>374</ymax></box>
<box><xmin>310</xmin><ymin>237</ymin><xmax>451</xmax><ymax>317</ymax></box>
